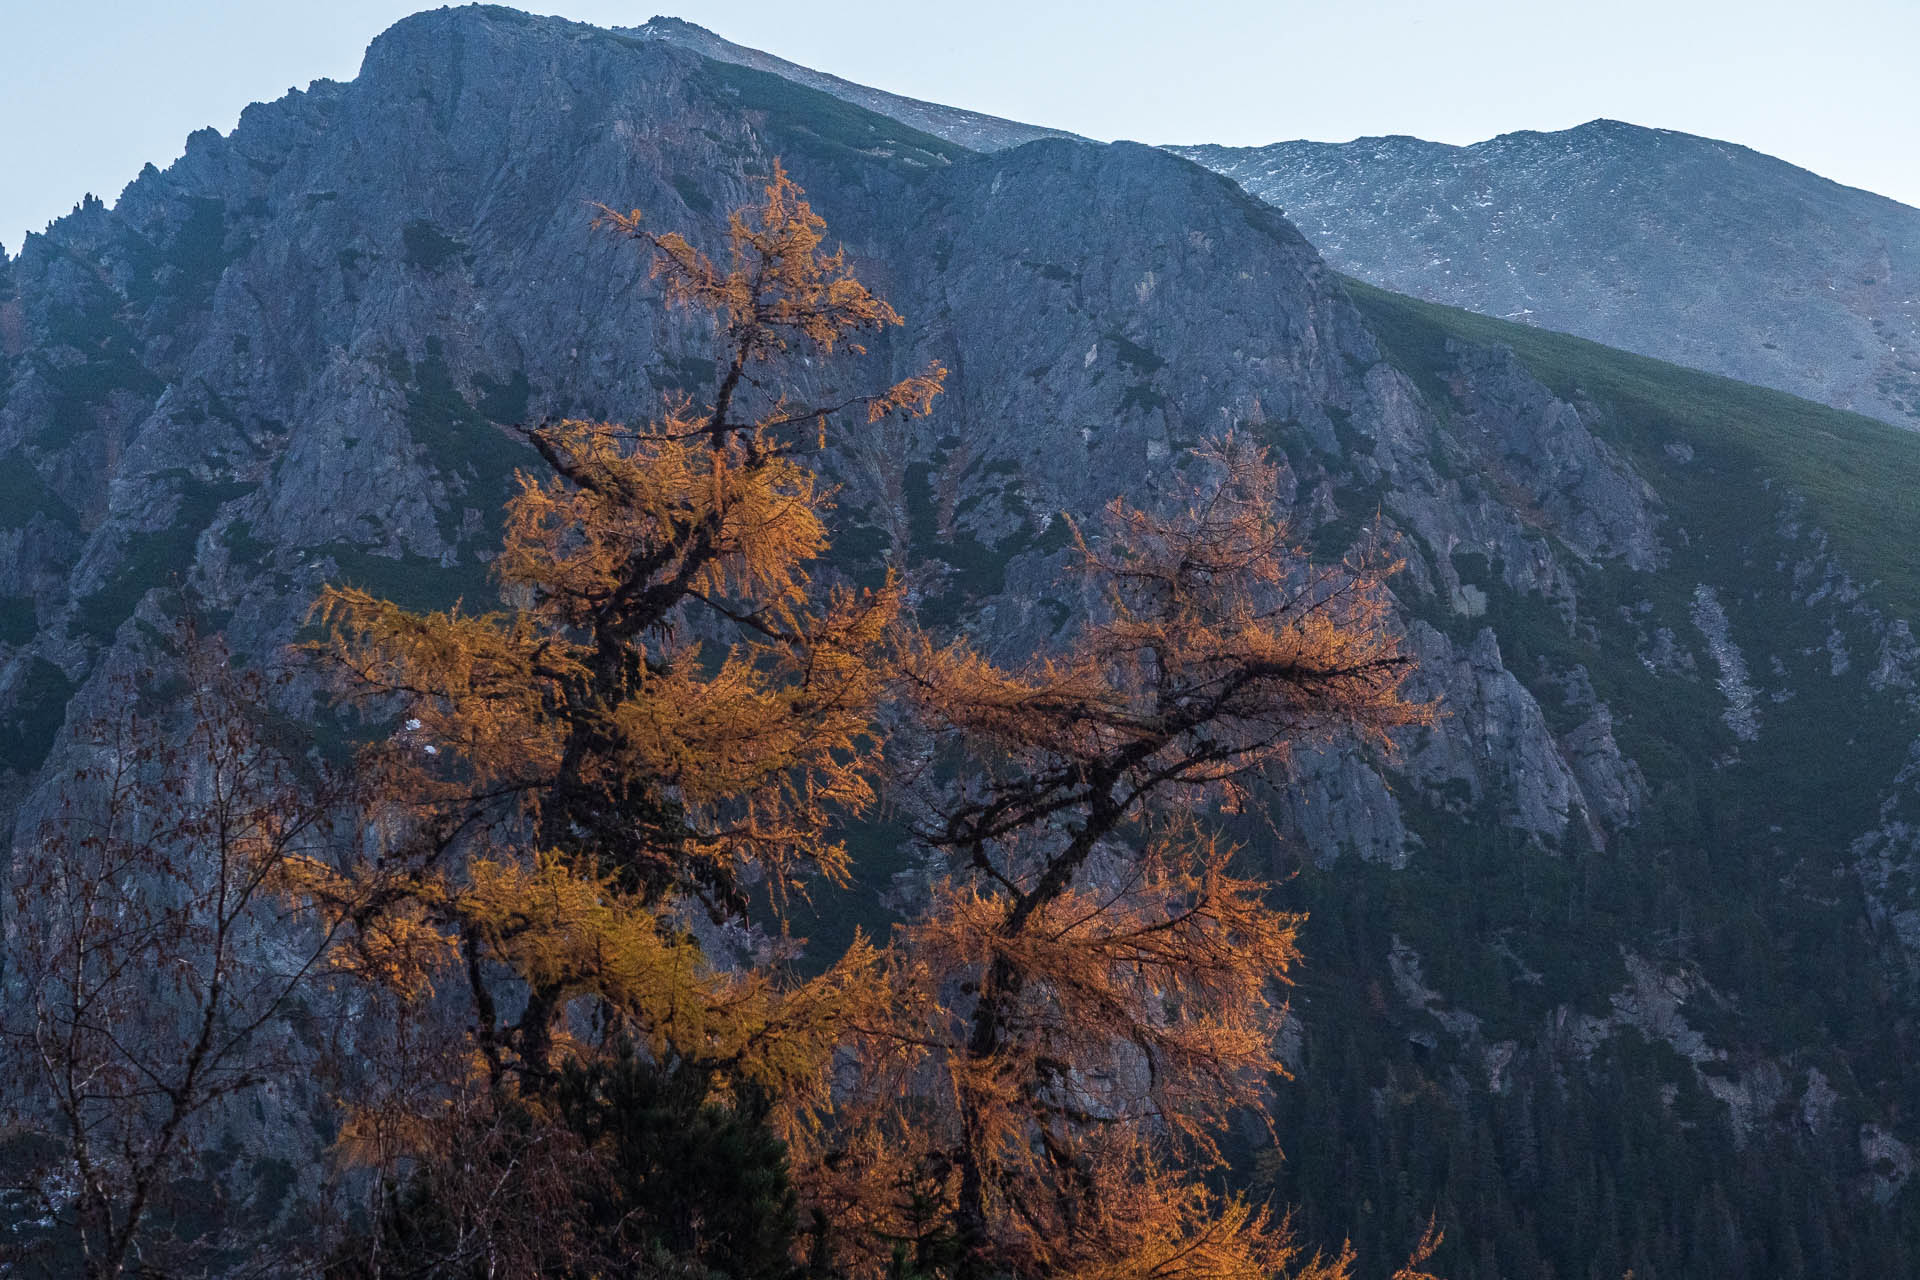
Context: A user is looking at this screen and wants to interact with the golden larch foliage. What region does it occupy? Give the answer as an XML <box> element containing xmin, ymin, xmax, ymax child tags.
<box><xmin>298</xmin><ymin>163</ymin><xmax>942</xmax><ymax>1129</ymax></box>
<box><xmin>292</xmin><ymin>163</ymin><xmax>1433</xmax><ymax>1279</ymax></box>
<box><xmin>805</xmin><ymin>435</ymin><xmax>1429</xmax><ymax>1279</ymax></box>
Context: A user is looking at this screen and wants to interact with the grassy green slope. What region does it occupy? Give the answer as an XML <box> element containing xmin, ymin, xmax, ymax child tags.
<box><xmin>1345</xmin><ymin>275</ymin><xmax>1920</xmax><ymax>621</ymax></box>
<box><xmin>1327</xmin><ymin>273</ymin><xmax>1920</xmax><ymax>1052</ymax></box>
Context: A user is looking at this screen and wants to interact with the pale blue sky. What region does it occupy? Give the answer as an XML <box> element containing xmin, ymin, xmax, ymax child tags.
<box><xmin>4</xmin><ymin>0</ymin><xmax>1917</xmax><ymax>254</ymax></box>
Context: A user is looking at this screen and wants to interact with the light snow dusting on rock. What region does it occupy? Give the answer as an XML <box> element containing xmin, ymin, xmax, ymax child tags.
<box><xmin>1690</xmin><ymin>585</ymin><xmax>1759</xmax><ymax>741</ymax></box>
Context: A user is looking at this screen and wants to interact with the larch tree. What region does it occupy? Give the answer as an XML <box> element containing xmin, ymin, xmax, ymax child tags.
<box><xmin>807</xmin><ymin>438</ymin><xmax>1430</xmax><ymax>1280</ymax></box>
<box><xmin>296</xmin><ymin>164</ymin><xmax>943</xmax><ymax>1275</ymax></box>
<box><xmin>297</xmin><ymin>164</ymin><xmax>1433</xmax><ymax>1280</ymax></box>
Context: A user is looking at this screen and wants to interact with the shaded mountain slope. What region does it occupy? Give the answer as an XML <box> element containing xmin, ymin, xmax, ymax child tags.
<box><xmin>3</xmin><ymin>7</ymin><xmax>1920</xmax><ymax>1274</ymax></box>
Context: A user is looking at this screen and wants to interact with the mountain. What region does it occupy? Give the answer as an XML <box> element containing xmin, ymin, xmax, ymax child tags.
<box><xmin>631</xmin><ymin>14</ymin><xmax>1077</xmax><ymax>152</ymax></box>
<box><xmin>5</xmin><ymin>6</ymin><xmax>1920</xmax><ymax>1273</ymax></box>
<box><xmin>587</xmin><ymin>22</ymin><xmax>1920</xmax><ymax>435</ymax></box>
<box><xmin>1172</xmin><ymin>123</ymin><xmax>1920</xmax><ymax>432</ymax></box>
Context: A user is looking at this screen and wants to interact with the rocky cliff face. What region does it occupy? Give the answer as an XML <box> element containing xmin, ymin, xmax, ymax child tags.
<box><xmin>5</xmin><ymin>7</ymin><xmax>1920</xmax><ymax>1273</ymax></box>
<box><xmin>1172</xmin><ymin>123</ymin><xmax>1920</xmax><ymax>432</ymax></box>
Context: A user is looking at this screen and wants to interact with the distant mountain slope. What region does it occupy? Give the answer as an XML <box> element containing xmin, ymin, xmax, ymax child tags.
<box><xmin>628</xmin><ymin>14</ymin><xmax>1076</xmax><ymax>152</ymax></box>
<box><xmin>1172</xmin><ymin>123</ymin><xmax>1920</xmax><ymax>431</ymax></box>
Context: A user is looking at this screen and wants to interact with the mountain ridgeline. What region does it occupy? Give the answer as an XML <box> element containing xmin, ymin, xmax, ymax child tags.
<box><xmin>634</xmin><ymin>18</ymin><xmax>1920</xmax><ymax>436</ymax></box>
<box><xmin>1173</xmin><ymin>126</ymin><xmax>1920</xmax><ymax>434</ymax></box>
<box><xmin>4</xmin><ymin>6</ymin><xmax>1920</xmax><ymax>1274</ymax></box>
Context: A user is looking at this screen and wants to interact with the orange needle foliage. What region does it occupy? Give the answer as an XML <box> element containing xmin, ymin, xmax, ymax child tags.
<box><xmin>293</xmin><ymin>164</ymin><xmax>1435</xmax><ymax>1278</ymax></box>
<box><xmin>296</xmin><ymin>163</ymin><xmax>943</xmax><ymax>1120</ymax></box>
<box><xmin>809</xmin><ymin>438</ymin><xmax>1431</xmax><ymax>1279</ymax></box>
